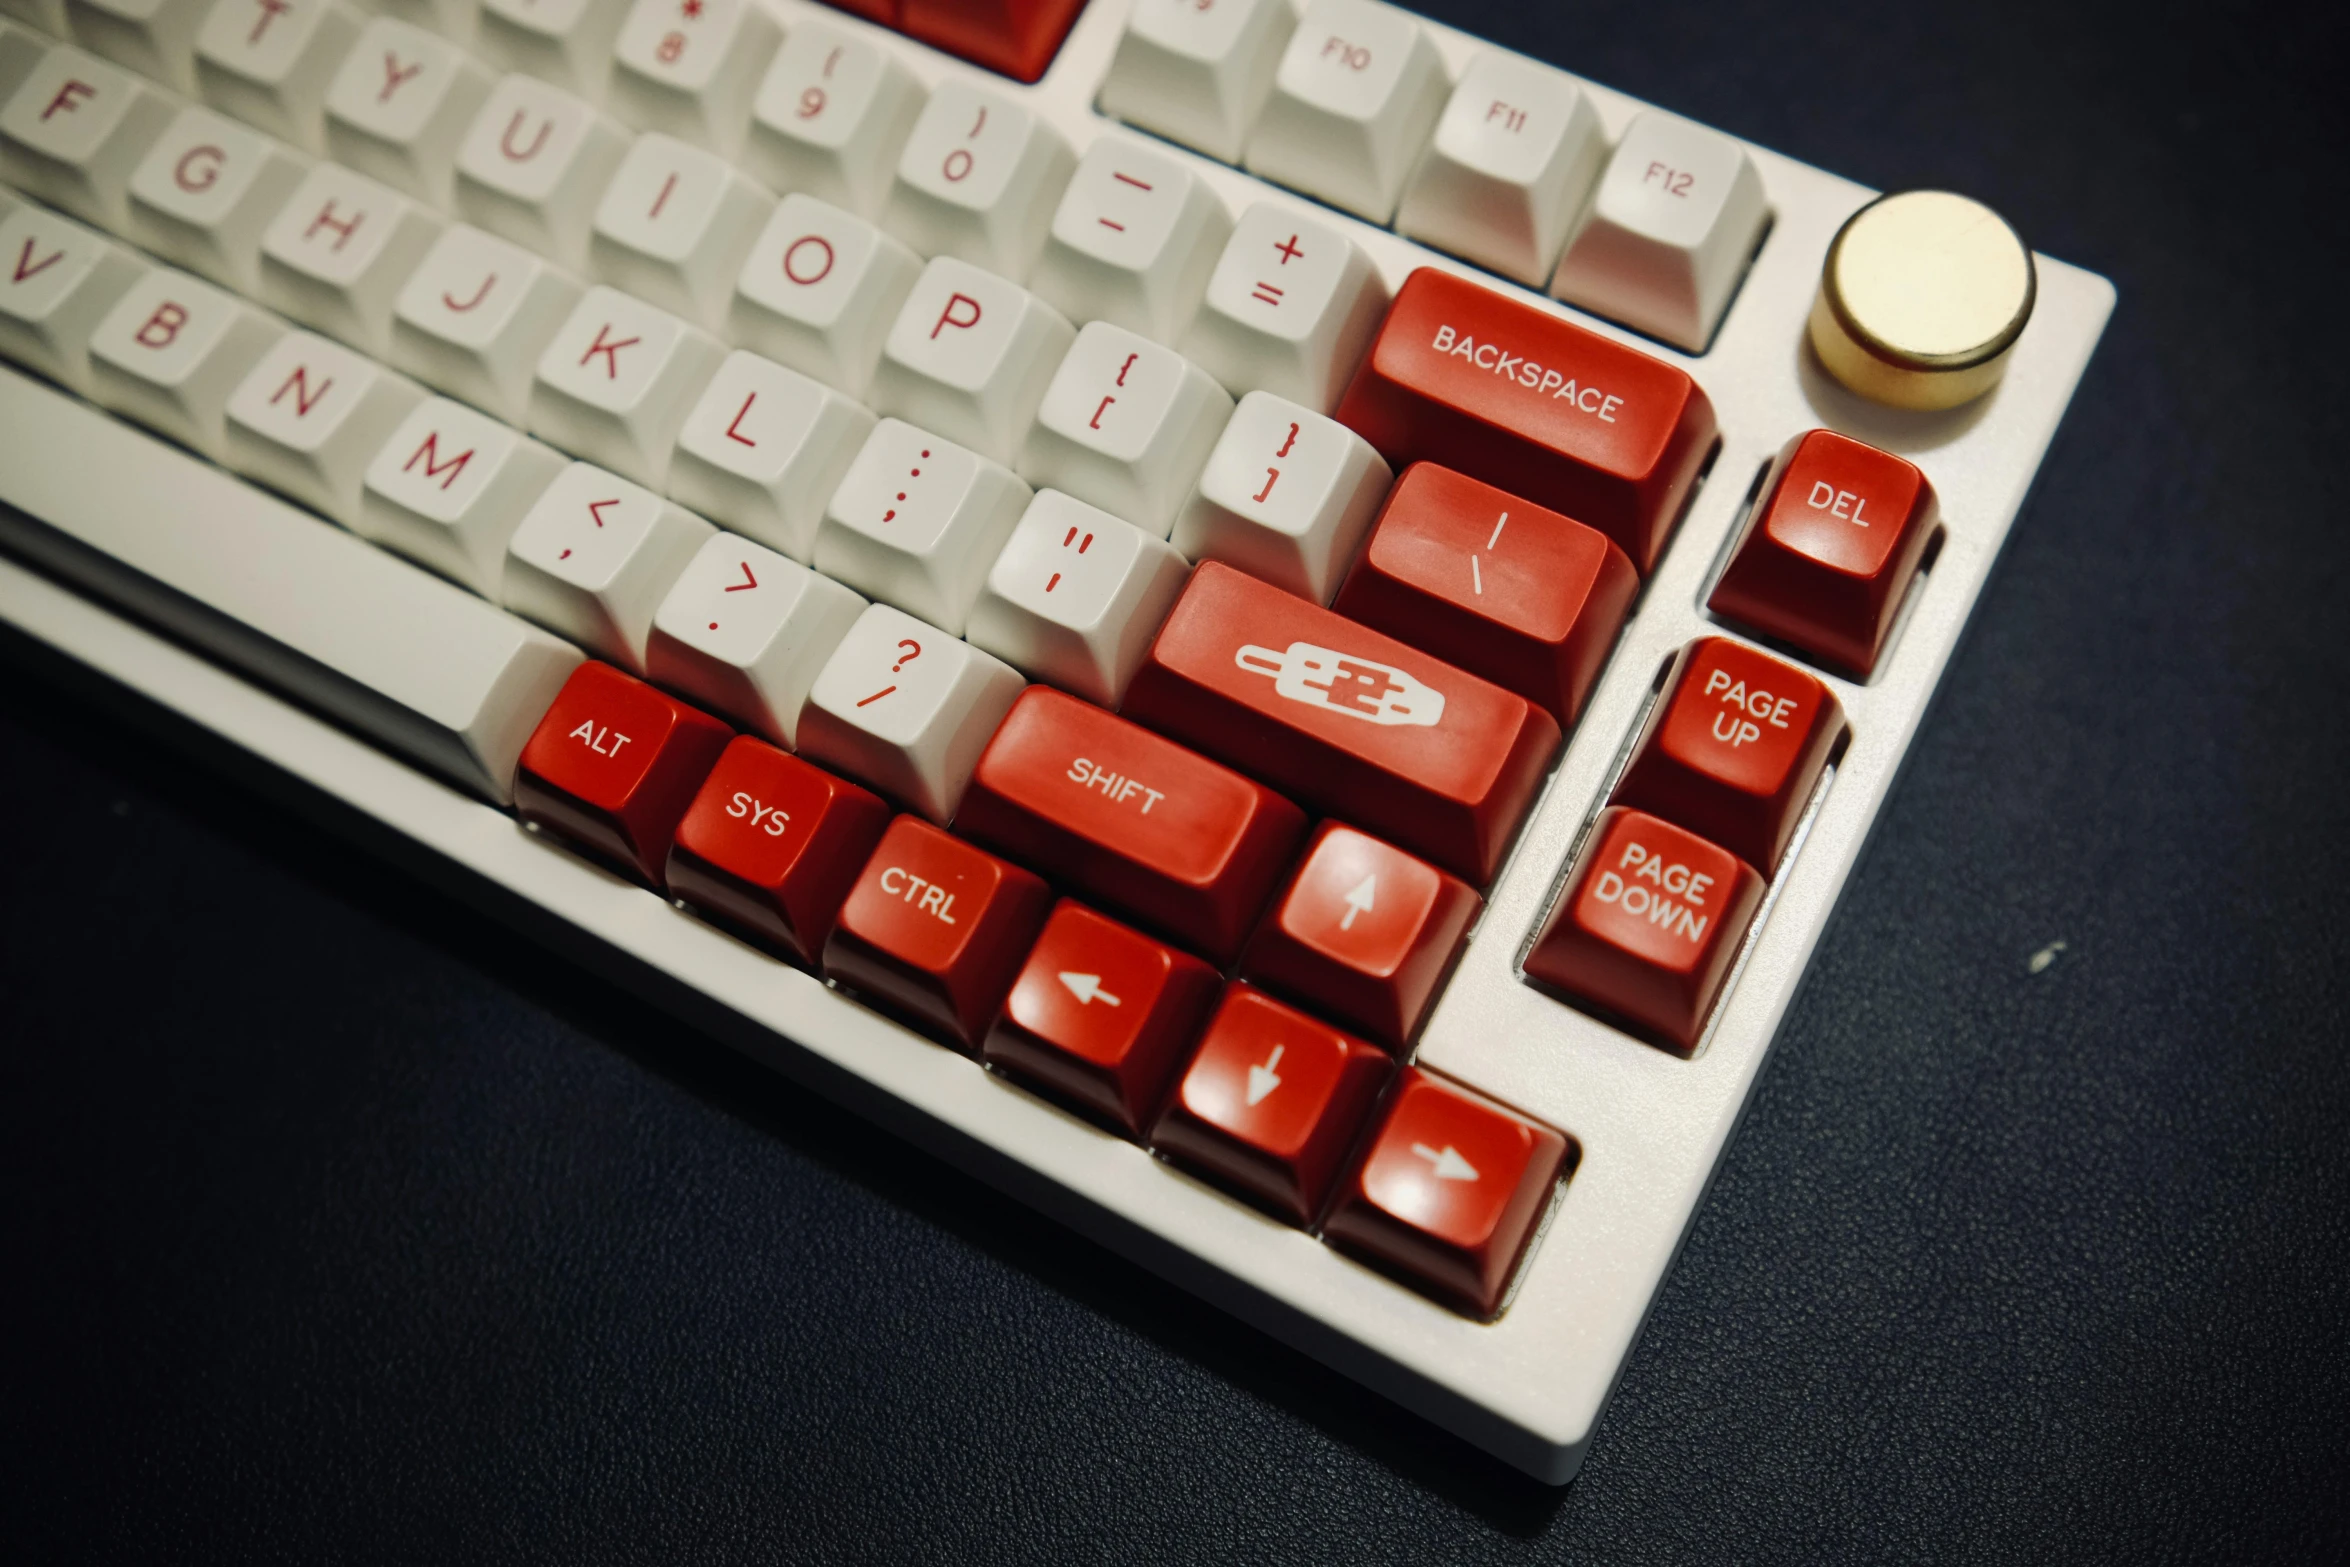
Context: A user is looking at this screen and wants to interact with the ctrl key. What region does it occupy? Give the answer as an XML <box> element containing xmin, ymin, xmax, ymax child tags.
<box><xmin>822</xmin><ymin>817</ymin><xmax>1052</xmax><ymax>1052</ymax></box>
<box><xmin>1522</xmin><ymin>807</ymin><xmax>1764</xmax><ymax>1054</ymax></box>
<box><xmin>515</xmin><ymin>662</ymin><xmax>733</xmax><ymax>885</ymax></box>
<box><xmin>1323</xmin><ymin>1069</ymin><xmax>1572</xmax><ymax>1319</ymax></box>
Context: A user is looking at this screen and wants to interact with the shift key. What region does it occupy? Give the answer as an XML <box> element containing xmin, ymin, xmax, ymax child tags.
<box><xmin>1123</xmin><ymin>562</ymin><xmax>1559</xmax><ymax>885</ymax></box>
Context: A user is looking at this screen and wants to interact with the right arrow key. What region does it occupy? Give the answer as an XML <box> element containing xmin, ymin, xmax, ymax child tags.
<box><xmin>1323</xmin><ymin>1068</ymin><xmax>1574</xmax><ymax>1320</ymax></box>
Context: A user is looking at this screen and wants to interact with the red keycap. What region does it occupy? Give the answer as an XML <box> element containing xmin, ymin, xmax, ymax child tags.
<box><xmin>900</xmin><ymin>0</ymin><xmax>1086</xmax><ymax>83</ymax></box>
<box><xmin>1149</xmin><ymin>984</ymin><xmax>1392</xmax><ymax>1226</ymax></box>
<box><xmin>984</xmin><ymin>901</ymin><xmax>1222</xmax><ymax>1138</ymax></box>
<box><xmin>1322</xmin><ymin>1068</ymin><xmax>1572</xmax><ymax>1319</ymax></box>
<box><xmin>1334</xmin><ymin>268</ymin><xmax>1719</xmax><ymax>573</ymax></box>
<box><xmin>1122</xmin><ymin>562</ymin><xmax>1559</xmax><ymax>885</ymax></box>
<box><xmin>955</xmin><ymin>687</ymin><xmax>1308</xmax><ymax>964</ymax></box>
<box><xmin>666</xmin><ymin>736</ymin><xmax>892</xmax><ymax>967</ymax></box>
<box><xmin>1240</xmin><ymin>824</ymin><xmax>1480</xmax><ymax>1049</ymax></box>
<box><xmin>1522</xmin><ymin>807</ymin><xmax>1764</xmax><ymax>1053</ymax></box>
<box><xmin>1708</xmin><ymin>429</ymin><xmax>1940</xmax><ymax>676</ymax></box>
<box><xmin>515</xmin><ymin>662</ymin><xmax>732</xmax><ymax>885</ymax></box>
<box><xmin>1612</xmin><ymin>638</ymin><xmax>1847</xmax><ymax>876</ymax></box>
<box><xmin>1332</xmin><ymin>462</ymin><xmax>1639</xmax><ymax>725</ymax></box>
<box><xmin>822</xmin><ymin>815</ymin><xmax>1052</xmax><ymax>1052</ymax></box>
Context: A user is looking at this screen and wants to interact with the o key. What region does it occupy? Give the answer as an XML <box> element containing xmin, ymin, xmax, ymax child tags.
<box><xmin>1521</xmin><ymin>806</ymin><xmax>1764</xmax><ymax>1054</ymax></box>
<box><xmin>1334</xmin><ymin>266</ymin><xmax>1718</xmax><ymax>572</ymax></box>
<box><xmin>514</xmin><ymin>660</ymin><xmax>732</xmax><ymax>885</ymax></box>
<box><xmin>1240</xmin><ymin>823</ymin><xmax>1480</xmax><ymax>1049</ymax></box>
<box><xmin>1332</xmin><ymin>462</ymin><xmax>1638</xmax><ymax>726</ymax></box>
<box><xmin>1150</xmin><ymin>983</ymin><xmax>1392</xmax><ymax>1226</ymax></box>
<box><xmin>1611</xmin><ymin>637</ymin><xmax>1846</xmax><ymax>876</ymax></box>
<box><xmin>955</xmin><ymin>686</ymin><xmax>1308</xmax><ymax>964</ymax></box>
<box><xmin>665</xmin><ymin>735</ymin><xmax>892</xmax><ymax>967</ymax></box>
<box><xmin>822</xmin><ymin>814</ymin><xmax>1052</xmax><ymax>1052</ymax></box>
<box><xmin>1322</xmin><ymin>1068</ymin><xmax>1572</xmax><ymax>1319</ymax></box>
<box><xmin>984</xmin><ymin>900</ymin><xmax>1222</xmax><ymax>1138</ymax></box>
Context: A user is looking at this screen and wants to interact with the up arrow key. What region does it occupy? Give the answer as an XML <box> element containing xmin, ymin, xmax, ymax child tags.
<box><xmin>1410</xmin><ymin>1142</ymin><xmax>1479</xmax><ymax>1182</ymax></box>
<box><xmin>1058</xmin><ymin>972</ymin><xmax>1122</xmax><ymax>1007</ymax></box>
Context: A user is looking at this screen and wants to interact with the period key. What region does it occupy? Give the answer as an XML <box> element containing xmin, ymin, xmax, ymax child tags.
<box><xmin>514</xmin><ymin>661</ymin><xmax>733</xmax><ymax>885</ymax></box>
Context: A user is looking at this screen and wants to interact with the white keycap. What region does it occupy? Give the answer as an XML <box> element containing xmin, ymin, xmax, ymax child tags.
<box><xmin>1171</xmin><ymin>388</ymin><xmax>1390</xmax><ymax>605</ymax></box>
<box><xmin>1031</xmin><ymin>135</ymin><xmax>1230</xmax><ymax>346</ymax></box>
<box><xmin>966</xmin><ymin>489</ymin><xmax>1188</xmax><ymax>709</ymax></box>
<box><xmin>475</xmin><ymin>0</ymin><xmax>624</xmax><ymax>105</ymax></box>
<box><xmin>814</xmin><ymin>417</ymin><xmax>1030</xmax><ymax>636</ymax></box>
<box><xmin>1100</xmin><ymin>0</ymin><xmax>1293</xmax><ymax>166</ymax></box>
<box><xmin>607</xmin><ymin>0</ymin><xmax>776</xmax><ymax>157</ymax></box>
<box><xmin>798</xmin><ymin>601</ymin><xmax>1022</xmax><ymax>824</ymax></box>
<box><xmin>0</xmin><ymin>201</ymin><xmax>143</xmax><ymax>391</ymax></box>
<box><xmin>223</xmin><ymin>327</ymin><xmax>425</xmax><ymax>521</ymax></box>
<box><xmin>883</xmin><ymin>79</ymin><xmax>1071</xmax><ymax>283</ymax></box>
<box><xmin>726</xmin><ymin>191</ymin><xmax>917</xmax><ymax>400</ymax></box>
<box><xmin>324</xmin><ymin>16</ymin><xmax>491</xmax><ymax>206</ymax></box>
<box><xmin>65</xmin><ymin>0</ymin><xmax>206</xmax><ymax>92</ymax></box>
<box><xmin>359</xmin><ymin>393</ymin><xmax>563</xmax><ymax>593</ymax></box>
<box><xmin>742</xmin><ymin>17</ymin><xmax>919</xmax><ymax>219</ymax></box>
<box><xmin>502</xmin><ymin>458</ymin><xmax>710</xmax><ymax>669</ymax></box>
<box><xmin>645</xmin><ymin>531</ymin><xmax>863</xmax><ymax>746</ymax></box>
<box><xmin>1246</xmin><ymin>0</ymin><xmax>1448</xmax><ymax>225</ymax></box>
<box><xmin>88</xmin><ymin>262</ymin><xmax>281</xmax><ymax>454</ymax></box>
<box><xmin>257</xmin><ymin>159</ymin><xmax>443</xmax><ymax>352</ymax></box>
<box><xmin>528</xmin><ymin>282</ymin><xmax>722</xmax><ymax>486</ymax></box>
<box><xmin>194</xmin><ymin>0</ymin><xmax>363</xmax><ymax>153</ymax></box>
<box><xmin>389</xmin><ymin>219</ymin><xmax>580</xmax><ymax>423</ymax></box>
<box><xmin>586</xmin><ymin>130</ymin><xmax>768</xmax><ymax>329</ymax></box>
<box><xmin>3</xmin><ymin>1</ymin><xmax>70</xmax><ymax>40</ymax></box>
<box><xmin>453</xmin><ymin>71</ymin><xmax>627</xmax><ymax>268</ymax></box>
<box><xmin>126</xmin><ymin>103</ymin><xmax>309</xmax><ymax>292</ymax></box>
<box><xmin>1020</xmin><ymin>321</ymin><xmax>1231</xmax><ymax>539</ymax></box>
<box><xmin>0</xmin><ymin>369</ymin><xmax>582</xmax><ymax>805</ymax></box>
<box><xmin>667</xmin><ymin>347</ymin><xmax>873</xmax><ymax>562</ymax></box>
<box><xmin>369</xmin><ymin>0</ymin><xmax>476</xmax><ymax>46</ymax></box>
<box><xmin>1549</xmin><ymin>109</ymin><xmax>1770</xmax><ymax>353</ymax></box>
<box><xmin>0</xmin><ymin>43</ymin><xmax>176</xmax><ymax>230</ymax></box>
<box><xmin>868</xmin><ymin>254</ymin><xmax>1071</xmax><ymax>467</ymax></box>
<box><xmin>1183</xmin><ymin>201</ymin><xmax>1387</xmax><ymax>414</ymax></box>
<box><xmin>1395</xmin><ymin>50</ymin><xmax>1605</xmax><ymax>288</ymax></box>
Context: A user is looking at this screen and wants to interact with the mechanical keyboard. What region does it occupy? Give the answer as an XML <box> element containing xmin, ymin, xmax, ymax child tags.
<box><xmin>0</xmin><ymin>0</ymin><xmax>2111</xmax><ymax>1483</ymax></box>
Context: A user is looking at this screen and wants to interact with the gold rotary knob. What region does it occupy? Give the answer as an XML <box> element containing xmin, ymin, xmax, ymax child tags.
<box><xmin>1808</xmin><ymin>190</ymin><xmax>2037</xmax><ymax>411</ymax></box>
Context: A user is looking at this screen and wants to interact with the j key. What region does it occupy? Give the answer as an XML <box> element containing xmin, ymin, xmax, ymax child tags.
<box><xmin>1183</xmin><ymin>200</ymin><xmax>1386</xmax><ymax>416</ymax></box>
<box><xmin>1239</xmin><ymin>822</ymin><xmax>1479</xmax><ymax>1050</ymax></box>
<box><xmin>501</xmin><ymin>459</ymin><xmax>712</xmax><ymax>671</ymax></box>
<box><xmin>645</xmin><ymin>530</ymin><xmax>865</xmax><ymax>748</ymax></box>
<box><xmin>1031</xmin><ymin>134</ymin><xmax>1231</xmax><ymax>347</ymax></box>
<box><xmin>884</xmin><ymin>78</ymin><xmax>1073</xmax><ymax>283</ymax></box>
<box><xmin>323</xmin><ymin>16</ymin><xmax>492</xmax><ymax>207</ymax></box>
<box><xmin>587</xmin><ymin>131</ymin><xmax>771</xmax><ymax>330</ymax></box>
<box><xmin>814</xmin><ymin>418</ymin><xmax>1031</xmax><ymax>636</ymax></box>
<box><xmin>1123</xmin><ymin>561</ymin><xmax>1560</xmax><ymax>885</ymax></box>
<box><xmin>358</xmin><ymin>393</ymin><xmax>564</xmax><ymax>595</ymax></box>
<box><xmin>1322</xmin><ymin>1068</ymin><xmax>1571</xmax><ymax>1319</ymax></box>
<box><xmin>667</xmin><ymin>347</ymin><xmax>875</xmax><ymax>563</ymax></box>
<box><xmin>475</xmin><ymin>0</ymin><xmax>626</xmax><ymax>106</ymax></box>
<box><xmin>1334</xmin><ymin>267</ymin><xmax>1719</xmax><ymax>574</ymax></box>
<box><xmin>193</xmin><ymin>0</ymin><xmax>361</xmax><ymax>153</ymax></box>
<box><xmin>956</xmin><ymin>686</ymin><xmax>1308</xmax><ymax>965</ymax></box>
<box><xmin>822</xmin><ymin>813</ymin><xmax>1053</xmax><ymax>1053</ymax></box>
<box><xmin>88</xmin><ymin>262</ymin><xmax>282</xmax><ymax>457</ymax></box>
<box><xmin>607</xmin><ymin>0</ymin><xmax>780</xmax><ymax>157</ymax></box>
<box><xmin>528</xmin><ymin>283</ymin><xmax>724</xmax><ymax>487</ymax></box>
<box><xmin>1100</xmin><ymin>0</ymin><xmax>1293</xmax><ymax>165</ymax></box>
<box><xmin>1020</xmin><ymin>320</ymin><xmax>1231</xmax><ymax>539</ymax></box>
<box><xmin>1170</xmin><ymin>389</ymin><xmax>1390</xmax><ymax>607</ymax></box>
<box><xmin>1149</xmin><ymin>982</ymin><xmax>1391</xmax><ymax>1226</ymax></box>
<box><xmin>125</xmin><ymin>103</ymin><xmax>308</xmax><ymax>294</ymax></box>
<box><xmin>66</xmin><ymin>0</ymin><xmax>205</xmax><ymax>92</ymax></box>
<box><xmin>1331</xmin><ymin>462</ymin><xmax>1638</xmax><ymax>726</ymax></box>
<box><xmin>1394</xmin><ymin>50</ymin><xmax>1605</xmax><ymax>288</ymax></box>
<box><xmin>742</xmin><ymin>16</ymin><xmax>921</xmax><ymax>218</ymax></box>
<box><xmin>257</xmin><ymin>160</ymin><xmax>445</xmax><ymax>356</ymax></box>
<box><xmin>390</xmin><ymin>220</ymin><xmax>581</xmax><ymax>424</ymax></box>
<box><xmin>0</xmin><ymin>200</ymin><xmax>144</xmax><ymax>393</ymax></box>
<box><xmin>1</xmin><ymin>42</ymin><xmax>175</xmax><ymax>229</ymax></box>
<box><xmin>1521</xmin><ymin>805</ymin><xmax>1764</xmax><ymax>1054</ymax></box>
<box><xmin>983</xmin><ymin>900</ymin><xmax>1221</xmax><ymax>1138</ymax></box>
<box><xmin>665</xmin><ymin>734</ymin><xmax>890</xmax><ymax>966</ymax></box>
<box><xmin>515</xmin><ymin>659</ymin><xmax>733</xmax><ymax>885</ymax></box>
<box><xmin>223</xmin><ymin>328</ymin><xmax>425</xmax><ymax>523</ymax></box>
<box><xmin>727</xmin><ymin>192</ymin><xmax>921</xmax><ymax>402</ymax></box>
<box><xmin>1612</xmin><ymin>636</ymin><xmax>1845</xmax><ymax>876</ymax></box>
<box><xmin>798</xmin><ymin>600</ymin><xmax>1025</xmax><ymax>823</ymax></box>
<box><xmin>1708</xmin><ymin>429</ymin><xmax>1940</xmax><ymax>678</ymax></box>
<box><xmin>870</xmin><ymin>254</ymin><xmax>1073</xmax><ymax>468</ymax></box>
<box><xmin>1244</xmin><ymin>0</ymin><xmax>1447</xmax><ymax>225</ymax></box>
<box><xmin>899</xmin><ymin>0</ymin><xmax>1086</xmax><ymax>86</ymax></box>
<box><xmin>452</xmin><ymin>72</ymin><xmax>629</xmax><ymax>270</ymax></box>
<box><xmin>964</xmin><ymin>488</ymin><xmax>1188</xmax><ymax>708</ymax></box>
<box><xmin>1549</xmin><ymin>109</ymin><xmax>1769</xmax><ymax>354</ymax></box>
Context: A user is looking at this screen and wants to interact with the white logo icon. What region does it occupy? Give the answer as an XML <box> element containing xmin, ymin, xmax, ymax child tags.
<box><xmin>1233</xmin><ymin>642</ymin><xmax>1445</xmax><ymax>728</ymax></box>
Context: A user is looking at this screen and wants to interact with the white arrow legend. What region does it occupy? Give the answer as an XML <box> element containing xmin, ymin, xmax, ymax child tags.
<box><xmin>1410</xmin><ymin>1143</ymin><xmax>1479</xmax><ymax>1182</ymax></box>
<box><xmin>1338</xmin><ymin>873</ymin><xmax>1377</xmax><ymax>930</ymax></box>
<box><xmin>1245</xmin><ymin>1045</ymin><xmax>1284</xmax><ymax>1106</ymax></box>
<box><xmin>1057</xmin><ymin>972</ymin><xmax>1121</xmax><ymax>1007</ymax></box>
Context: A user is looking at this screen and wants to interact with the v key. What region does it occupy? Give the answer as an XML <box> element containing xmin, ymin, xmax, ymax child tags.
<box><xmin>11</xmin><ymin>237</ymin><xmax>66</xmax><ymax>286</ymax></box>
